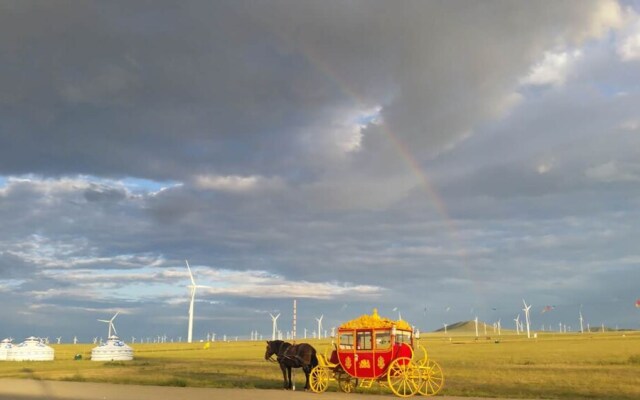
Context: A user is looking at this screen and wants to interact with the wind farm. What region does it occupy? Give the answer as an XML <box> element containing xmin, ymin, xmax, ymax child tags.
<box><xmin>0</xmin><ymin>321</ymin><xmax>638</xmax><ymax>399</ymax></box>
<box><xmin>0</xmin><ymin>292</ymin><xmax>639</xmax><ymax>400</ymax></box>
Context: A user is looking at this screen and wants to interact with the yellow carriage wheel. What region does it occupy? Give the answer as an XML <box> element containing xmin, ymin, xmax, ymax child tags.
<box><xmin>417</xmin><ymin>360</ymin><xmax>444</xmax><ymax>396</ymax></box>
<box><xmin>387</xmin><ymin>357</ymin><xmax>420</xmax><ymax>397</ymax></box>
<box><xmin>338</xmin><ymin>374</ymin><xmax>358</xmax><ymax>393</ymax></box>
<box><xmin>309</xmin><ymin>366</ymin><xmax>330</xmax><ymax>393</ymax></box>
<box><xmin>416</xmin><ymin>344</ymin><xmax>429</xmax><ymax>367</ymax></box>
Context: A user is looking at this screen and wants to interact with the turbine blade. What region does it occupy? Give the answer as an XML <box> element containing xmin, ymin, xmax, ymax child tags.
<box><xmin>185</xmin><ymin>260</ymin><xmax>196</xmax><ymax>285</ymax></box>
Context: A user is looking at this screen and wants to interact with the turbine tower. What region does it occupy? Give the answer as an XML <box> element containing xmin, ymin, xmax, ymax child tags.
<box><xmin>474</xmin><ymin>316</ymin><xmax>479</xmax><ymax>338</ymax></box>
<box><xmin>316</xmin><ymin>315</ymin><xmax>324</xmax><ymax>340</ymax></box>
<box><xmin>522</xmin><ymin>299</ymin><xmax>532</xmax><ymax>339</ymax></box>
<box><xmin>186</xmin><ymin>260</ymin><xmax>208</xmax><ymax>343</ymax></box>
<box><xmin>270</xmin><ymin>313</ymin><xmax>280</xmax><ymax>340</ymax></box>
<box><xmin>514</xmin><ymin>315</ymin><xmax>520</xmax><ymax>335</ymax></box>
<box><xmin>98</xmin><ymin>311</ymin><xmax>120</xmax><ymax>338</ymax></box>
<box><xmin>579</xmin><ymin>310</ymin><xmax>584</xmax><ymax>334</ymax></box>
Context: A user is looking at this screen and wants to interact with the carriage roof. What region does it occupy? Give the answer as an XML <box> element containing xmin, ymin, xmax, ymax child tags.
<box><xmin>338</xmin><ymin>309</ymin><xmax>412</xmax><ymax>331</ymax></box>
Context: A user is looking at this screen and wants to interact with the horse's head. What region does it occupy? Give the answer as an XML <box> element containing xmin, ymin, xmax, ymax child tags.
<box><xmin>265</xmin><ymin>340</ymin><xmax>277</xmax><ymax>361</ymax></box>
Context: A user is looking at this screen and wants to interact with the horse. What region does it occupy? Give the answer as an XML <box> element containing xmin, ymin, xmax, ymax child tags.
<box><xmin>265</xmin><ymin>340</ymin><xmax>318</xmax><ymax>390</ymax></box>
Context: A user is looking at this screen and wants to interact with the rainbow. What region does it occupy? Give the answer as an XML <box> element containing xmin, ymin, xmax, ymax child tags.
<box><xmin>296</xmin><ymin>40</ymin><xmax>470</xmax><ymax>268</ymax></box>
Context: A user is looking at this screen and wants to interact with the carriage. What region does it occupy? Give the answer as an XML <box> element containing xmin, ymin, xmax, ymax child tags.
<box><xmin>308</xmin><ymin>309</ymin><xmax>444</xmax><ymax>397</ymax></box>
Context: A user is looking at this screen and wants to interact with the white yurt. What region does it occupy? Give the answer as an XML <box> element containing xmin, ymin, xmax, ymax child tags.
<box><xmin>0</xmin><ymin>338</ymin><xmax>13</xmax><ymax>360</ymax></box>
<box><xmin>91</xmin><ymin>335</ymin><xmax>133</xmax><ymax>361</ymax></box>
<box><xmin>7</xmin><ymin>337</ymin><xmax>54</xmax><ymax>361</ymax></box>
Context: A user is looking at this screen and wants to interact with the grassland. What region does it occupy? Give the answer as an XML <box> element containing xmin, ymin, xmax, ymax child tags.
<box><xmin>1</xmin><ymin>332</ymin><xmax>639</xmax><ymax>399</ymax></box>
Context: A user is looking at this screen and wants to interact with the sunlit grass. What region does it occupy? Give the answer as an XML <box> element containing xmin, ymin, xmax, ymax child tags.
<box><xmin>0</xmin><ymin>332</ymin><xmax>638</xmax><ymax>399</ymax></box>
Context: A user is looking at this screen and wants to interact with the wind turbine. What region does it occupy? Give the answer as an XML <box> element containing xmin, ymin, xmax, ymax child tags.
<box><xmin>474</xmin><ymin>316</ymin><xmax>479</xmax><ymax>338</ymax></box>
<box><xmin>98</xmin><ymin>311</ymin><xmax>120</xmax><ymax>338</ymax></box>
<box><xmin>185</xmin><ymin>260</ymin><xmax>209</xmax><ymax>343</ymax></box>
<box><xmin>579</xmin><ymin>310</ymin><xmax>584</xmax><ymax>334</ymax></box>
<box><xmin>514</xmin><ymin>315</ymin><xmax>520</xmax><ymax>335</ymax></box>
<box><xmin>522</xmin><ymin>299</ymin><xmax>532</xmax><ymax>339</ymax></box>
<box><xmin>270</xmin><ymin>313</ymin><xmax>280</xmax><ymax>340</ymax></box>
<box><xmin>316</xmin><ymin>315</ymin><xmax>324</xmax><ymax>340</ymax></box>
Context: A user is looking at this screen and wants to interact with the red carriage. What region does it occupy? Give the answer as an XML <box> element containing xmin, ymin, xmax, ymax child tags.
<box><xmin>309</xmin><ymin>309</ymin><xmax>444</xmax><ymax>397</ymax></box>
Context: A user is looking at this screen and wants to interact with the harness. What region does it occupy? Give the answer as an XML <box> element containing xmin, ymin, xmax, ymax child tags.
<box><xmin>267</xmin><ymin>341</ymin><xmax>307</xmax><ymax>366</ymax></box>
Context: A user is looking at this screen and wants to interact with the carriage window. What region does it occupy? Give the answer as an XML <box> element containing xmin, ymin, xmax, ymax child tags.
<box><xmin>375</xmin><ymin>330</ymin><xmax>391</xmax><ymax>350</ymax></box>
<box><xmin>395</xmin><ymin>331</ymin><xmax>412</xmax><ymax>344</ymax></box>
<box><xmin>339</xmin><ymin>332</ymin><xmax>354</xmax><ymax>349</ymax></box>
<box><xmin>356</xmin><ymin>331</ymin><xmax>372</xmax><ymax>350</ymax></box>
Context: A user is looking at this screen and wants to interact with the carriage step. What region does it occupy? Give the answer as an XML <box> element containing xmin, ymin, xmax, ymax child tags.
<box><xmin>359</xmin><ymin>379</ymin><xmax>375</xmax><ymax>388</ymax></box>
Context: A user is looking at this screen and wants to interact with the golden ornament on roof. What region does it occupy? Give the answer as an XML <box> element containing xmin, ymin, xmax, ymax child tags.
<box><xmin>339</xmin><ymin>309</ymin><xmax>412</xmax><ymax>330</ymax></box>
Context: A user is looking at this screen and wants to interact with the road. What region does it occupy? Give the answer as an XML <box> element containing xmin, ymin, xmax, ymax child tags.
<box><xmin>0</xmin><ymin>379</ymin><xmax>512</xmax><ymax>400</ymax></box>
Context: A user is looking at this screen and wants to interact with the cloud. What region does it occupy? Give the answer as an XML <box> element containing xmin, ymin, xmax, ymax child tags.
<box><xmin>193</xmin><ymin>174</ymin><xmax>284</xmax><ymax>193</ymax></box>
<box><xmin>619</xmin><ymin>119</ymin><xmax>639</xmax><ymax>131</ymax></box>
<box><xmin>520</xmin><ymin>50</ymin><xmax>582</xmax><ymax>86</ymax></box>
<box><xmin>585</xmin><ymin>161</ymin><xmax>640</xmax><ymax>182</ymax></box>
<box><xmin>583</xmin><ymin>0</ymin><xmax>625</xmax><ymax>39</ymax></box>
<box><xmin>618</xmin><ymin>33</ymin><xmax>640</xmax><ymax>61</ymax></box>
<box><xmin>2</xmin><ymin>1</ymin><xmax>640</xmax><ymax>339</ymax></box>
<box><xmin>537</xmin><ymin>160</ymin><xmax>555</xmax><ymax>174</ymax></box>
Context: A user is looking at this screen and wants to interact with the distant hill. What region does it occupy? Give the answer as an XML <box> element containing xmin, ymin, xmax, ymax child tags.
<box><xmin>586</xmin><ymin>326</ymin><xmax>625</xmax><ymax>332</ymax></box>
<box><xmin>433</xmin><ymin>321</ymin><xmax>631</xmax><ymax>334</ymax></box>
<box><xmin>433</xmin><ymin>320</ymin><xmax>496</xmax><ymax>333</ymax></box>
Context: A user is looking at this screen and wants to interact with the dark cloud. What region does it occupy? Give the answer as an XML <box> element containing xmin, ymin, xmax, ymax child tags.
<box><xmin>1</xmin><ymin>1</ymin><xmax>639</xmax><ymax>339</ymax></box>
<box><xmin>84</xmin><ymin>185</ymin><xmax>127</xmax><ymax>203</ymax></box>
<box><xmin>0</xmin><ymin>1</ymin><xmax>621</xmax><ymax>181</ymax></box>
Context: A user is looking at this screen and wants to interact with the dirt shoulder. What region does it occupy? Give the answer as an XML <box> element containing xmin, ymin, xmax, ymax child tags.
<box><xmin>0</xmin><ymin>379</ymin><xmax>517</xmax><ymax>400</ymax></box>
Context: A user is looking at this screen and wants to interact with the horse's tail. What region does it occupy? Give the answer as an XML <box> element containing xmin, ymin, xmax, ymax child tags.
<box><xmin>310</xmin><ymin>349</ymin><xmax>319</xmax><ymax>370</ymax></box>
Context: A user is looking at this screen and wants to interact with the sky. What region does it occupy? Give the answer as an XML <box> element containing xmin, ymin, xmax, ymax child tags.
<box><xmin>1</xmin><ymin>0</ymin><xmax>640</xmax><ymax>343</ymax></box>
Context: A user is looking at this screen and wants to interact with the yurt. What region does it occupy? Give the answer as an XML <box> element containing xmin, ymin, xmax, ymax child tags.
<box><xmin>7</xmin><ymin>337</ymin><xmax>54</xmax><ymax>361</ymax></box>
<box><xmin>91</xmin><ymin>335</ymin><xmax>133</xmax><ymax>361</ymax></box>
<box><xmin>0</xmin><ymin>338</ymin><xmax>13</xmax><ymax>360</ymax></box>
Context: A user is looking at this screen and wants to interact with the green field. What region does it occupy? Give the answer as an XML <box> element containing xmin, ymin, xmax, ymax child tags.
<box><xmin>1</xmin><ymin>332</ymin><xmax>639</xmax><ymax>399</ymax></box>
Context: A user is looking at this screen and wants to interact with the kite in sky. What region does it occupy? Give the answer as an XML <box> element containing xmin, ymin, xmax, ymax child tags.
<box><xmin>635</xmin><ymin>299</ymin><xmax>640</xmax><ymax>308</ymax></box>
<box><xmin>541</xmin><ymin>305</ymin><xmax>556</xmax><ymax>313</ymax></box>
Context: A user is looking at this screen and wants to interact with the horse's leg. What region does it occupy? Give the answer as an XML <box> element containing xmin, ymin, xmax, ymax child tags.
<box><xmin>304</xmin><ymin>366</ymin><xmax>311</xmax><ymax>390</ymax></box>
<box><xmin>279</xmin><ymin>363</ymin><xmax>288</xmax><ymax>389</ymax></box>
<box><xmin>287</xmin><ymin>366</ymin><xmax>293</xmax><ymax>390</ymax></box>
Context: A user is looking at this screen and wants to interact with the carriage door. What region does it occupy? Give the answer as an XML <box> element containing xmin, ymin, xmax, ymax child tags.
<box><xmin>338</xmin><ymin>331</ymin><xmax>356</xmax><ymax>377</ymax></box>
<box><xmin>373</xmin><ymin>330</ymin><xmax>392</xmax><ymax>377</ymax></box>
<box><xmin>355</xmin><ymin>330</ymin><xmax>375</xmax><ymax>378</ymax></box>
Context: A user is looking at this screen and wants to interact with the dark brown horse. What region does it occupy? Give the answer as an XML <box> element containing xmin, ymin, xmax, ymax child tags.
<box><xmin>265</xmin><ymin>340</ymin><xmax>318</xmax><ymax>390</ymax></box>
